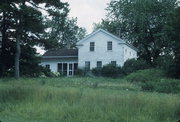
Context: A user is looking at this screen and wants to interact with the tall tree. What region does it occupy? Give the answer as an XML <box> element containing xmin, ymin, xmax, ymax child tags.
<box><xmin>94</xmin><ymin>0</ymin><xmax>177</xmax><ymax>64</ymax></box>
<box><xmin>166</xmin><ymin>7</ymin><xmax>180</xmax><ymax>78</ymax></box>
<box><xmin>0</xmin><ymin>0</ymin><xmax>69</xmax><ymax>78</ymax></box>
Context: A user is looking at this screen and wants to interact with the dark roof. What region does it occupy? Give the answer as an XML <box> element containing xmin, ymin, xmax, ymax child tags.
<box><xmin>43</xmin><ymin>49</ymin><xmax>78</xmax><ymax>58</ymax></box>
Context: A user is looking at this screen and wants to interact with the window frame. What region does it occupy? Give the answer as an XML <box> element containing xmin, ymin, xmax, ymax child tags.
<box><xmin>85</xmin><ymin>61</ymin><xmax>90</xmax><ymax>71</ymax></box>
<box><xmin>97</xmin><ymin>61</ymin><xmax>102</xmax><ymax>68</ymax></box>
<box><xmin>90</xmin><ymin>42</ymin><xmax>95</xmax><ymax>51</ymax></box>
<box><xmin>107</xmin><ymin>41</ymin><xmax>112</xmax><ymax>51</ymax></box>
<box><xmin>111</xmin><ymin>61</ymin><xmax>117</xmax><ymax>66</ymax></box>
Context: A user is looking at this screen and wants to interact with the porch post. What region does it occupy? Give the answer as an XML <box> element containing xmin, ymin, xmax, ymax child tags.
<box><xmin>67</xmin><ymin>63</ymin><xmax>69</xmax><ymax>77</ymax></box>
<box><xmin>72</xmin><ymin>63</ymin><xmax>74</xmax><ymax>76</ymax></box>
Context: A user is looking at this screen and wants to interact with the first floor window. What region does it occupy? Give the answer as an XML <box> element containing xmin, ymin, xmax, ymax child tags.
<box><xmin>97</xmin><ymin>61</ymin><xmax>102</xmax><ymax>68</ymax></box>
<box><xmin>74</xmin><ymin>63</ymin><xmax>78</xmax><ymax>75</ymax></box>
<box><xmin>58</xmin><ymin>63</ymin><xmax>62</xmax><ymax>73</ymax></box>
<box><xmin>85</xmin><ymin>61</ymin><xmax>90</xmax><ymax>71</ymax></box>
<box><xmin>111</xmin><ymin>61</ymin><xmax>116</xmax><ymax>66</ymax></box>
<box><xmin>45</xmin><ymin>64</ymin><xmax>50</xmax><ymax>69</ymax></box>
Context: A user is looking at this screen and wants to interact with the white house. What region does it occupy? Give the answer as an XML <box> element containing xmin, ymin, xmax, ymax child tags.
<box><xmin>41</xmin><ymin>29</ymin><xmax>138</xmax><ymax>76</ymax></box>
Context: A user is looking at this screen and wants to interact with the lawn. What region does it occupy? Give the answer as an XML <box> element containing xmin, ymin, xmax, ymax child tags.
<box><xmin>0</xmin><ymin>77</ymin><xmax>179</xmax><ymax>122</ymax></box>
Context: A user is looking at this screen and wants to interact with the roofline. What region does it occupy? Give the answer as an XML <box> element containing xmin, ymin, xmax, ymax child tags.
<box><xmin>42</xmin><ymin>56</ymin><xmax>78</xmax><ymax>59</ymax></box>
<box><xmin>119</xmin><ymin>43</ymin><xmax>139</xmax><ymax>52</ymax></box>
<box><xmin>76</xmin><ymin>29</ymin><xmax>138</xmax><ymax>52</ymax></box>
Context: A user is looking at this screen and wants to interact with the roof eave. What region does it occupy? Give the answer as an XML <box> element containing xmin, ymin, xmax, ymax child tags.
<box><xmin>42</xmin><ymin>56</ymin><xmax>78</xmax><ymax>59</ymax></box>
<box><xmin>119</xmin><ymin>43</ymin><xmax>139</xmax><ymax>52</ymax></box>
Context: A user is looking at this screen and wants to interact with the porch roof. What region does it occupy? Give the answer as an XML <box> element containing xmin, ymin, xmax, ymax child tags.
<box><xmin>42</xmin><ymin>49</ymin><xmax>78</xmax><ymax>58</ymax></box>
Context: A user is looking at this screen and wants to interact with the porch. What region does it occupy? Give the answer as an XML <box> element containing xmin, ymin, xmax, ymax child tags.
<box><xmin>57</xmin><ymin>63</ymin><xmax>78</xmax><ymax>76</ymax></box>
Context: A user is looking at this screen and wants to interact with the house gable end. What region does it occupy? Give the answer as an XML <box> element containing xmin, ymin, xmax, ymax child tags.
<box><xmin>77</xmin><ymin>29</ymin><xmax>125</xmax><ymax>45</ymax></box>
<box><xmin>76</xmin><ymin>29</ymin><xmax>138</xmax><ymax>52</ymax></box>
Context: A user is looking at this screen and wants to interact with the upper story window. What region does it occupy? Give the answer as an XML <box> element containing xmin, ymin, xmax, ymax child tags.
<box><xmin>97</xmin><ymin>61</ymin><xmax>102</xmax><ymax>68</ymax></box>
<box><xmin>90</xmin><ymin>42</ymin><xmax>95</xmax><ymax>51</ymax></box>
<box><xmin>45</xmin><ymin>64</ymin><xmax>50</xmax><ymax>69</ymax></box>
<box><xmin>107</xmin><ymin>41</ymin><xmax>112</xmax><ymax>51</ymax></box>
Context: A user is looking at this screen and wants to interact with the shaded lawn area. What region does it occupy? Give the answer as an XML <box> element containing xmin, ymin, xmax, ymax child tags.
<box><xmin>0</xmin><ymin>77</ymin><xmax>180</xmax><ymax>122</ymax></box>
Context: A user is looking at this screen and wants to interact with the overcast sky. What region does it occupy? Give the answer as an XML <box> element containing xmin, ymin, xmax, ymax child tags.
<box><xmin>61</xmin><ymin>0</ymin><xmax>111</xmax><ymax>33</ymax></box>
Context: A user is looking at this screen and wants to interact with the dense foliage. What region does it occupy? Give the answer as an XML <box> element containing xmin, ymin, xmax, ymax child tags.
<box><xmin>0</xmin><ymin>0</ymin><xmax>86</xmax><ymax>78</ymax></box>
<box><xmin>94</xmin><ymin>0</ymin><xmax>180</xmax><ymax>79</ymax></box>
<box><xmin>122</xmin><ymin>59</ymin><xmax>150</xmax><ymax>75</ymax></box>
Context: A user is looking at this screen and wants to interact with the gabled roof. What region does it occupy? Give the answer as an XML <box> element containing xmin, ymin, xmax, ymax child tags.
<box><xmin>77</xmin><ymin>29</ymin><xmax>138</xmax><ymax>51</ymax></box>
<box><xmin>42</xmin><ymin>49</ymin><xmax>78</xmax><ymax>58</ymax></box>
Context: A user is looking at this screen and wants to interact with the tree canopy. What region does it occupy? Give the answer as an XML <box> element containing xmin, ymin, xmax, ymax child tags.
<box><xmin>94</xmin><ymin>0</ymin><xmax>178</xmax><ymax>65</ymax></box>
<box><xmin>0</xmin><ymin>0</ymin><xmax>86</xmax><ymax>78</ymax></box>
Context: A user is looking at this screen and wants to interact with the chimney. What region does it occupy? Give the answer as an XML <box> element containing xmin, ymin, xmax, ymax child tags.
<box><xmin>116</xmin><ymin>28</ymin><xmax>121</xmax><ymax>38</ymax></box>
<box><xmin>66</xmin><ymin>42</ymin><xmax>71</xmax><ymax>49</ymax></box>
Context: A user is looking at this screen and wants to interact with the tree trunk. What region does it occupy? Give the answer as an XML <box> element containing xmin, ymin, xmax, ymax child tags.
<box><xmin>15</xmin><ymin>33</ymin><xmax>21</xmax><ymax>79</ymax></box>
<box><xmin>0</xmin><ymin>10</ymin><xmax>6</xmax><ymax>77</ymax></box>
<box><xmin>14</xmin><ymin>1</ymin><xmax>26</xmax><ymax>79</ymax></box>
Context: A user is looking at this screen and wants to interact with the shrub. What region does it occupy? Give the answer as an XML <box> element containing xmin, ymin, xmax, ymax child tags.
<box><xmin>154</xmin><ymin>56</ymin><xmax>180</xmax><ymax>79</ymax></box>
<box><xmin>39</xmin><ymin>67</ymin><xmax>61</xmax><ymax>77</ymax></box>
<box><xmin>122</xmin><ymin>59</ymin><xmax>150</xmax><ymax>75</ymax></box>
<box><xmin>92</xmin><ymin>68</ymin><xmax>102</xmax><ymax>76</ymax></box>
<box><xmin>155</xmin><ymin>79</ymin><xmax>180</xmax><ymax>93</ymax></box>
<box><xmin>40</xmin><ymin>67</ymin><xmax>53</xmax><ymax>77</ymax></box>
<box><xmin>141</xmin><ymin>82</ymin><xmax>155</xmax><ymax>91</ymax></box>
<box><xmin>74</xmin><ymin>68</ymin><xmax>86</xmax><ymax>76</ymax></box>
<box><xmin>52</xmin><ymin>72</ymin><xmax>61</xmax><ymax>77</ymax></box>
<box><xmin>101</xmin><ymin>64</ymin><xmax>120</xmax><ymax>77</ymax></box>
<box><xmin>141</xmin><ymin>79</ymin><xmax>180</xmax><ymax>94</ymax></box>
<box><xmin>125</xmin><ymin>69</ymin><xmax>164</xmax><ymax>83</ymax></box>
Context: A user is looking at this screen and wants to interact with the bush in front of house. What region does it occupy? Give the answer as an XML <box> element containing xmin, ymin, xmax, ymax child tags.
<box><xmin>125</xmin><ymin>68</ymin><xmax>180</xmax><ymax>94</ymax></box>
<box><xmin>141</xmin><ymin>79</ymin><xmax>180</xmax><ymax>94</ymax></box>
<box><xmin>91</xmin><ymin>68</ymin><xmax>102</xmax><ymax>76</ymax></box>
<box><xmin>38</xmin><ymin>67</ymin><xmax>61</xmax><ymax>77</ymax></box>
<box><xmin>122</xmin><ymin>59</ymin><xmax>150</xmax><ymax>75</ymax></box>
<box><xmin>125</xmin><ymin>68</ymin><xmax>164</xmax><ymax>83</ymax></box>
<box><xmin>74</xmin><ymin>68</ymin><xmax>86</xmax><ymax>76</ymax></box>
<box><xmin>92</xmin><ymin>64</ymin><xmax>124</xmax><ymax>78</ymax></box>
<box><xmin>101</xmin><ymin>64</ymin><xmax>121</xmax><ymax>77</ymax></box>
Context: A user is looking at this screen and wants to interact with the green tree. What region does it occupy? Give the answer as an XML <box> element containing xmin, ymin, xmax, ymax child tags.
<box><xmin>45</xmin><ymin>16</ymin><xmax>86</xmax><ymax>49</ymax></box>
<box><xmin>166</xmin><ymin>7</ymin><xmax>180</xmax><ymax>78</ymax></box>
<box><xmin>0</xmin><ymin>0</ymin><xmax>69</xmax><ymax>78</ymax></box>
<box><xmin>94</xmin><ymin>0</ymin><xmax>177</xmax><ymax>65</ymax></box>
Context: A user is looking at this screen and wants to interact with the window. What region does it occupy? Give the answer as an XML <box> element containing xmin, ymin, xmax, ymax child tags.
<box><xmin>45</xmin><ymin>64</ymin><xmax>50</xmax><ymax>69</ymax></box>
<box><xmin>90</xmin><ymin>42</ymin><xmax>95</xmax><ymax>51</ymax></box>
<box><xmin>107</xmin><ymin>41</ymin><xmax>112</xmax><ymax>50</ymax></box>
<box><xmin>85</xmin><ymin>61</ymin><xmax>90</xmax><ymax>71</ymax></box>
<box><xmin>111</xmin><ymin>61</ymin><xmax>116</xmax><ymax>66</ymax></box>
<box><xmin>74</xmin><ymin>63</ymin><xmax>78</xmax><ymax>75</ymax></box>
<box><xmin>97</xmin><ymin>61</ymin><xmax>102</xmax><ymax>68</ymax></box>
<box><xmin>57</xmin><ymin>63</ymin><xmax>62</xmax><ymax>73</ymax></box>
<box><xmin>63</xmin><ymin>63</ymin><xmax>67</xmax><ymax>75</ymax></box>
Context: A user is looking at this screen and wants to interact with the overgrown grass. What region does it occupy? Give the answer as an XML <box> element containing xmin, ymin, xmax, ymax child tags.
<box><xmin>0</xmin><ymin>77</ymin><xmax>180</xmax><ymax>122</ymax></box>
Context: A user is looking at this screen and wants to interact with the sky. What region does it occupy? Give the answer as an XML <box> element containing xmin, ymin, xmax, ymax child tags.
<box><xmin>61</xmin><ymin>0</ymin><xmax>111</xmax><ymax>33</ymax></box>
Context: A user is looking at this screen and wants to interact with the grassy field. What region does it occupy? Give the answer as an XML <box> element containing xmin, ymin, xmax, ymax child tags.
<box><xmin>0</xmin><ymin>77</ymin><xmax>180</xmax><ymax>122</ymax></box>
